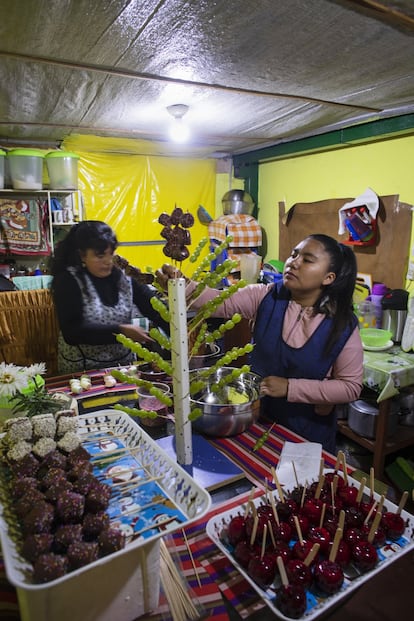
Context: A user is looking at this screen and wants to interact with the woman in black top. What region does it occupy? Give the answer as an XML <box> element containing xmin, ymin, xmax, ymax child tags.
<box><xmin>51</xmin><ymin>220</ymin><xmax>168</xmax><ymax>373</ymax></box>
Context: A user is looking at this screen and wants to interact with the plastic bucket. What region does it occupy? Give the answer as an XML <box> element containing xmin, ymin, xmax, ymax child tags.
<box><xmin>45</xmin><ymin>151</ymin><xmax>79</xmax><ymax>189</ymax></box>
<box><xmin>0</xmin><ymin>149</ymin><xmax>5</xmax><ymax>188</ymax></box>
<box><xmin>7</xmin><ymin>148</ymin><xmax>45</xmax><ymax>190</ymax></box>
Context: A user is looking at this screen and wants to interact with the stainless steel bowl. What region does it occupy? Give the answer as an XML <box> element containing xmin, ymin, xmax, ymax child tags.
<box><xmin>189</xmin><ymin>343</ymin><xmax>221</xmax><ymax>370</ymax></box>
<box><xmin>189</xmin><ymin>366</ymin><xmax>261</xmax><ymax>436</ymax></box>
<box><xmin>222</xmin><ymin>189</ymin><xmax>254</xmax><ymax>215</ymax></box>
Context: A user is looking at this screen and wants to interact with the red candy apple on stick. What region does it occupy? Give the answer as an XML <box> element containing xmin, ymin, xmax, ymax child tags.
<box><xmin>292</xmin><ymin>515</ymin><xmax>315</xmax><ymax>561</ymax></box>
<box><xmin>227</xmin><ymin>514</ymin><xmax>247</xmax><ymax>546</ymax></box>
<box><xmin>382</xmin><ymin>490</ymin><xmax>408</xmax><ymax>541</ymax></box>
<box><xmin>314</xmin><ymin>528</ymin><xmax>345</xmax><ymax>595</ymax></box>
<box><xmin>276</xmin><ymin>556</ymin><xmax>307</xmax><ymax>619</ymax></box>
<box><xmin>351</xmin><ymin>517</ymin><xmax>379</xmax><ymax>573</ymax></box>
<box><xmin>247</xmin><ymin>524</ymin><xmax>277</xmax><ymax>588</ymax></box>
<box><xmin>286</xmin><ymin>541</ymin><xmax>320</xmax><ymax>589</ymax></box>
<box><xmin>365</xmin><ymin>505</ymin><xmax>386</xmax><ymax>547</ymax></box>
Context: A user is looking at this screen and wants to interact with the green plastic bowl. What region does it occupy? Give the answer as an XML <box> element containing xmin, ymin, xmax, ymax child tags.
<box><xmin>360</xmin><ymin>328</ymin><xmax>392</xmax><ymax>347</ymax></box>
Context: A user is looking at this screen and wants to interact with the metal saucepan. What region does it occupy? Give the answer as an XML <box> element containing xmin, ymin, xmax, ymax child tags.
<box><xmin>189</xmin><ymin>366</ymin><xmax>262</xmax><ymax>436</ymax></box>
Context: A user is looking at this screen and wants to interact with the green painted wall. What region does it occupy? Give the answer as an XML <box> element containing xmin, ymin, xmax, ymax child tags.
<box><xmin>257</xmin><ymin>134</ymin><xmax>414</xmax><ymax>263</ymax></box>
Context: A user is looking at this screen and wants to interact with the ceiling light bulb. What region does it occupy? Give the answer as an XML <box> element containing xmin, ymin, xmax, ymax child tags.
<box><xmin>168</xmin><ymin>118</ymin><xmax>190</xmax><ymax>143</ymax></box>
<box><xmin>166</xmin><ymin>103</ymin><xmax>190</xmax><ymax>143</ymax></box>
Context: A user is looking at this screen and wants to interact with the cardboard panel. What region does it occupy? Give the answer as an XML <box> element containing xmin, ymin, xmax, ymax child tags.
<box><xmin>279</xmin><ymin>195</ymin><xmax>412</xmax><ymax>290</ymax></box>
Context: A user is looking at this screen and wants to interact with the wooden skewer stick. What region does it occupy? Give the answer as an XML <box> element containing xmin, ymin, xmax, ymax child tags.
<box><xmin>111</xmin><ymin>474</ymin><xmax>163</xmax><ymax>489</ymax></box>
<box><xmin>250</xmin><ymin>514</ymin><xmax>259</xmax><ymax>547</ymax></box>
<box><xmin>332</xmin><ymin>474</ymin><xmax>339</xmax><ymax>497</ymax></box>
<box><xmin>277</xmin><ymin>556</ymin><xmax>289</xmax><ymax>587</ymax></box>
<box><xmin>319</xmin><ymin>458</ymin><xmax>325</xmax><ymax>480</ymax></box>
<box><xmin>319</xmin><ymin>503</ymin><xmax>326</xmax><ymax>529</ymax></box>
<box><xmin>304</xmin><ymin>543</ymin><xmax>320</xmax><ymax>567</ymax></box>
<box><xmin>314</xmin><ymin>474</ymin><xmax>325</xmax><ymax>500</ymax></box>
<box><xmin>370</xmin><ymin>467</ymin><xmax>375</xmax><ymax>498</ymax></box>
<box><xmin>338</xmin><ymin>509</ymin><xmax>345</xmax><ymax>532</ymax></box>
<box><xmin>261</xmin><ymin>524</ymin><xmax>268</xmax><ymax>559</ymax></box>
<box><xmin>300</xmin><ymin>483</ymin><xmax>307</xmax><ymax>509</ymax></box>
<box><xmin>110</xmin><ymin>496</ymin><xmax>167</xmax><ymax>520</ymax></box>
<box><xmin>397</xmin><ymin>490</ymin><xmax>409</xmax><ymax>515</ymax></box>
<box><xmin>339</xmin><ymin>451</ymin><xmax>349</xmax><ymax>486</ymax></box>
<box><xmin>271</xmin><ymin>467</ymin><xmax>285</xmax><ymax>503</ymax></box>
<box><xmin>182</xmin><ymin>528</ymin><xmax>201</xmax><ymax>588</ymax></box>
<box><xmin>292</xmin><ymin>461</ymin><xmax>299</xmax><ymax>488</ymax></box>
<box><xmin>330</xmin><ymin>482</ymin><xmax>336</xmax><ymax>516</ymax></box>
<box><xmin>132</xmin><ymin>516</ymin><xmax>176</xmax><ymax>538</ymax></box>
<box><xmin>356</xmin><ymin>477</ymin><xmax>367</xmax><ymax>504</ymax></box>
<box><xmin>329</xmin><ymin>527</ymin><xmax>343</xmax><ymax>563</ymax></box>
<box><xmin>367</xmin><ymin>510</ymin><xmax>383</xmax><ymax>544</ymax></box>
<box><xmin>293</xmin><ymin>515</ymin><xmax>304</xmax><ymax>546</ymax></box>
<box><xmin>269</xmin><ymin>493</ymin><xmax>280</xmax><ymax>526</ymax></box>
<box><xmin>334</xmin><ymin>452</ymin><xmax>341</xmax><ymax>471</ymax></box>
<box><xmin>244</xmin><ymin>488</ymin><xmax>256</xmax><ymax>518</ymax></box>
<box><xmin>267</xmin><ymin>520</ymin><xmax>276</xmax><ymax>548</ymax></box>
<box><xmin>160</xmin><ymin>540</ymin><xmax>200</xmax><ymax>621</ymax></box>
<box><xmin>363</xmin><ymin>500</ymin><xmax>378</xmax><ymax>526</ymax></box>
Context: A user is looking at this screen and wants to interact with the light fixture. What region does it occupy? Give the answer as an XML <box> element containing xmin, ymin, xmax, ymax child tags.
<box><xmin>167</xmin><ymin>104</ymin><xmax>190</xmax><ymax>143</ymax></box>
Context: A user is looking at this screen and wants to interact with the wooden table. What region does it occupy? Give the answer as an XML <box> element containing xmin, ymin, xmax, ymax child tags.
<box><xmin>2</xmin><ymin>370</ymin><xmax>413</xmax><ymax>621</ymax></box>
<box><xmin>338</xmin><ymin>346</ymin><xmax>414</xmax><ymax>480</ymax></box>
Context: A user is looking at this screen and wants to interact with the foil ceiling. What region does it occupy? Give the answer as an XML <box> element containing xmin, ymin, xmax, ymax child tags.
<box><xmin>0</xmin><ymin>0</ymin><xmax>413</xmax><ymax>158</ymax></box>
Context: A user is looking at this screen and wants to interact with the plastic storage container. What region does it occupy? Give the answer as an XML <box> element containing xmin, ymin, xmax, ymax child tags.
<box><xmin>368</xmin><ymin>282</ymin><xmax>388</xmax><ymax>328</ymax></box>
<box><xmin>7</xmin><ymin>148</ymin><xmax>45</xmax><ymax>190</ymax></box>
<box><xmin>0</xmin><ymin>149</ymin><xmax>5</xmax><ymax>188</ymax></box>
<box><xmin>45</xmin><ymin>151</ymin><xmax>79</xmax><ymax>189</ymax></box>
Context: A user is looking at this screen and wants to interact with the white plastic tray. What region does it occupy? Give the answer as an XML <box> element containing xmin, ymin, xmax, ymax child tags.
<box><xmin>206</xmin><ymin>474</ymin><xmax>414</xmax><ymax>620</ymax></box>
<box><xmin>0</xmin><ymin>410</ymin><xmax>211</xmax><ymax>621</ymax></box>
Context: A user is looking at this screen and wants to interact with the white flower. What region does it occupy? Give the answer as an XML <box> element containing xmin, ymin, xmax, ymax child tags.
<box><xmin>0</xmin><ymin>363</ymin><xmax>29</xmax><ymax>398</ymax></box>
<box><xmin>0</xmin><ymin>362</ymin><xmax>47</xmax><ymax>398</ymax></box>
<box><xmin>25</xmin><ymin>363</ymin><xmax>47</xmax><ymax>380</ymax></box>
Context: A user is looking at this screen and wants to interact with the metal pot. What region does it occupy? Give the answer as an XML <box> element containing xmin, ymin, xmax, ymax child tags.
<box><xmin>189</xmin><ymin>366</ymin><xmax>261</xmax><ymax>436</ymax></box>
<box><xmin>348</xmin><ymin>398</ymin><xmax>399</xmax><ymax>439</ymax></box>
<box><xmin>189</xmin><ymin>343</ymin><xmax>221</xmax><ymax>370</ymax></box>
<box><xmin>222</xmin><ymin>190</ymin><xmax>254</xmax><ymax>215</ymax></box>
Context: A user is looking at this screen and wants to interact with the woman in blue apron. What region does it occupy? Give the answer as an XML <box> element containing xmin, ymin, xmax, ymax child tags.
<box><xmin>157</xmin><ymin>234</ymin><xmax>363</xmax><ymax>453</ymax></box>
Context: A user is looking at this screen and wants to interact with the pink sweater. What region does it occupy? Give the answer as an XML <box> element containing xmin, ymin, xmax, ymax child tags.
<box><xmin>186</xmin><ymin>282</ymin><xmax>363</xmax><ymax>414</ymax></box>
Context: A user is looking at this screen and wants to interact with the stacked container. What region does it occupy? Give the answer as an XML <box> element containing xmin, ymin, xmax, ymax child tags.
<box><xmin>7</xmin><ymin>148</ymin><xmax>45</xmax><ymax>189</ymax></box>
<box><xmin>0</xmin><ymin>149</ymin><xmax>5</xmax><ymax>188</ymax></box>
<box><xmin>45</xmin><ymin>151</ymin><xmax>79</xmax><ymax>189</ymax></box>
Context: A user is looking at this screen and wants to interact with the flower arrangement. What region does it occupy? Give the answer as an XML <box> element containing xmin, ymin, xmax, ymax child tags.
<box><xmin>0</xmin><ymin>362</ymin><xmax>62</xmax><ymax>419</ymax></box>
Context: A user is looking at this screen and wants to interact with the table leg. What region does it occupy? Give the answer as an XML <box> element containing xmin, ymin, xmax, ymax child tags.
<box><xmin>373</xmin><ymin>398</ymin><xmax>390</xmax><ymax>479</ymax></box>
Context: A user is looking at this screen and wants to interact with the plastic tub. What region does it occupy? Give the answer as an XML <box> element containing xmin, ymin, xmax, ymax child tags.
<box><xmin>45</xmin><ymin>151</ymin><xmax>79</xmax><ymax>189</ymax></box>
<box><xmin>7</xmin><ymin>148</ymin><xmax>45</xmax><ymax>190</ymax></box>
<box><xmin>359</xmin><ymin>328</ymin><xmax>392</xmax><ymax>347</ymax></box>
<box><xmin>0</xmin><ymin>149</ymin><xmax>5</xmax><ymax>188</ymax></box>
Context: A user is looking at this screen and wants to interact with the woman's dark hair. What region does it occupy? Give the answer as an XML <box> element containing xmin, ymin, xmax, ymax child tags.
<box><xmin>308</xmin><ymin>234</ymin><xmax>357</xmax><ymax>354</ymax></box>
<box><xmin>51</xmin><ymin>221</ymin><xmax>118</xmax><ymax>277</ymax></box>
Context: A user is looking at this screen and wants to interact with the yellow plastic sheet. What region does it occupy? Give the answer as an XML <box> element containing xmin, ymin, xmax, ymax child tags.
<box><xmin>62</xmin><ymin>135</ymin><xmax>216</xmax><ymax>271</ymax></box>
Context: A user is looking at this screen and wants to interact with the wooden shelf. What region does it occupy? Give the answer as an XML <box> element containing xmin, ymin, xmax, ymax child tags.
<box><xmin>338</xmin><ymin>420</ymin><xmax>414</xmax><ymax>456</ymax></box>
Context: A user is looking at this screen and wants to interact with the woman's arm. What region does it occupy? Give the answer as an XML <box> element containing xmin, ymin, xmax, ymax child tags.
<box><xmin>184</xmin><ymin>280</ymin><xmax>272</xmax><ymax>320</ymax></box>
<box><xmin>131</xmin><ymin>281</ymin><xmax>170</xmax><ymax>334</ymax></box>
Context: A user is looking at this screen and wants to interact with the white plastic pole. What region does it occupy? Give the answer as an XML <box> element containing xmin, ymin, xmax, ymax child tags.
<box><xmin>168</xmin><ymin>278</ymin><xmax>193</xmax><ymax>464</ymax></box>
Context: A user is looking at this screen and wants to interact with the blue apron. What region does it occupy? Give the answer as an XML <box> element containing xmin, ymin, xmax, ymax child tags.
<box><xmin>251</xmin><ymin>282</ymin><xmax>356</xmax><ymax>453</ymax></box>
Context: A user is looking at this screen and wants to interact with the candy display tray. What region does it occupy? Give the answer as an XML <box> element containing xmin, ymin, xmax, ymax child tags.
<box><xmin>206</xmin><ymin>474</ymin><xmax>414</xmax><ymax>621</ymax></box>
<box><xmin>0</xmin><ymin>410</ymin><xmax>211</xmax><ymax>621</ymax></box>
